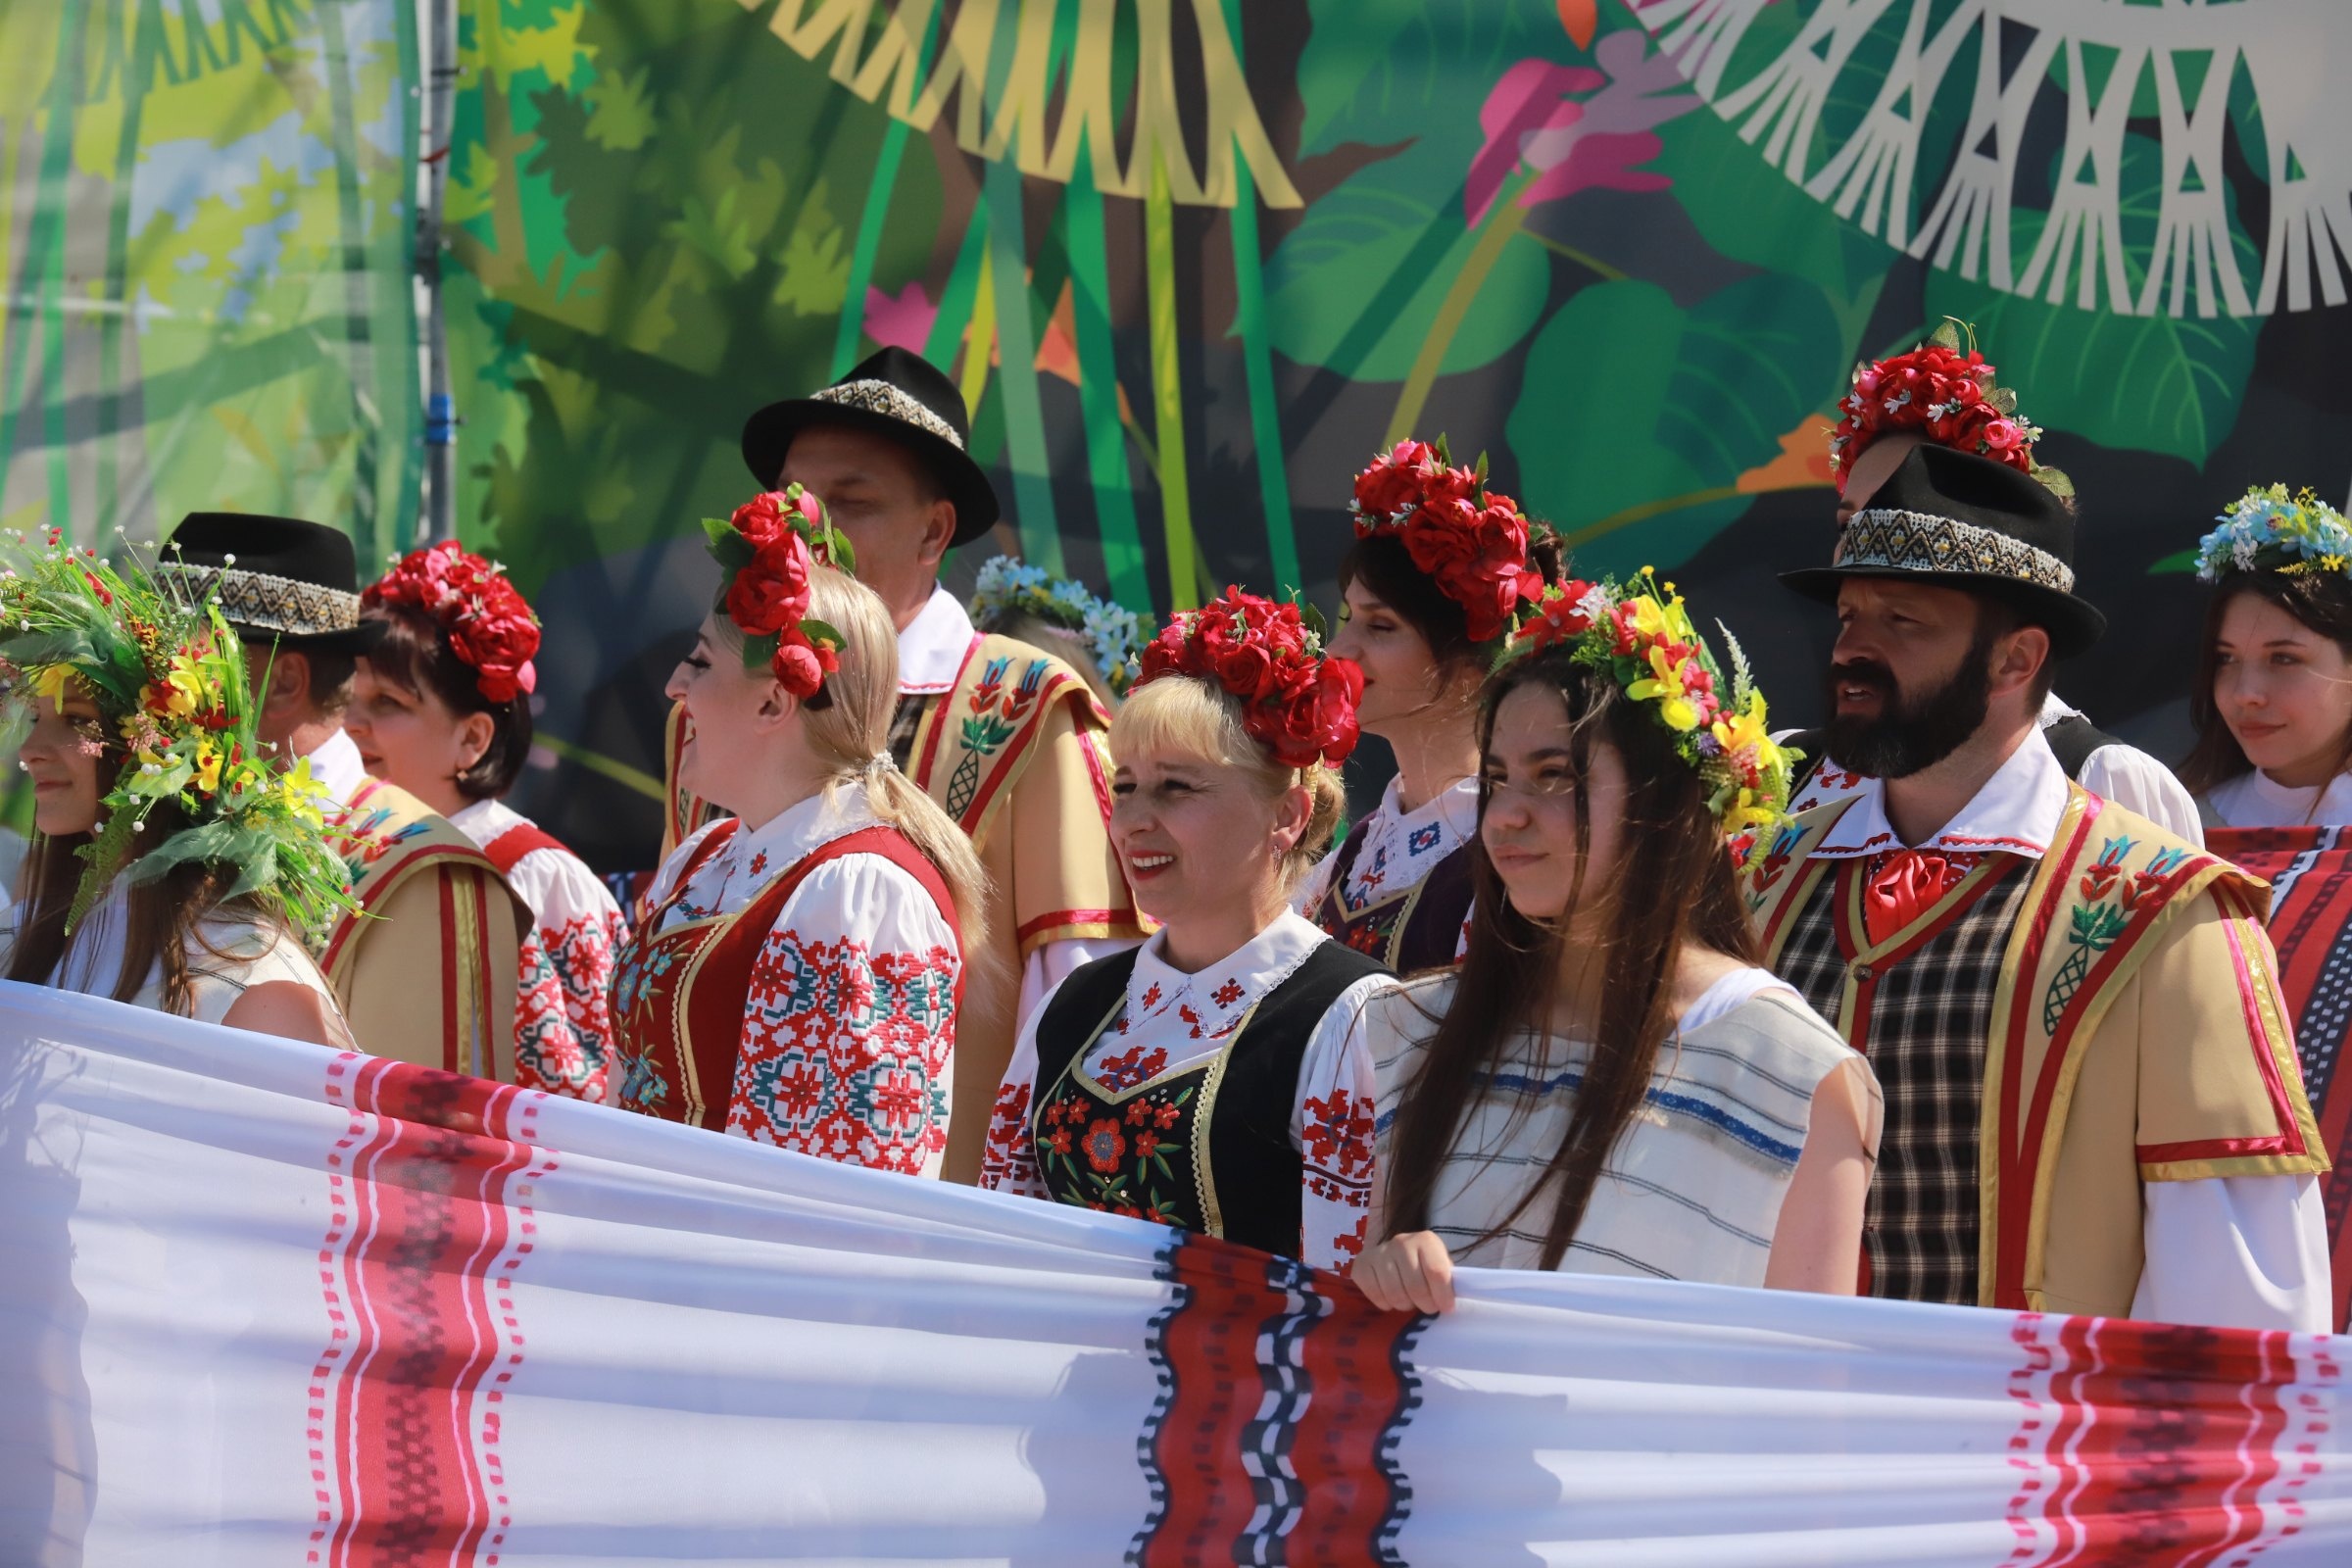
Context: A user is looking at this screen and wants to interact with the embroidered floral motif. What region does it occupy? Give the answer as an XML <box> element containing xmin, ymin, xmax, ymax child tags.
<box><xmin>1038</xmin><ymin>1078</ymin><xmax>1200</xmax><ymax>1223</ymax></box>
<box><xmin>1407</xmin><ymin>823</ymin><xmax>1443</xmax><ymax>856</ymax></box>
<box><xmin>1210</xmin><ymin>979</ymin><xmax>1245</xmax><ymax>1008</ymax></box>
<box><xmin>724</xmin><ymin>928</ymin><xmax>959</xmax><ymax>1173</ymax></box>
<box><xmin>2042</xmin><ymin>837</ymin><xmax>2194</xmax><ymax>1033</ymax></box>
<box><xmin>514</xmin><ymin>910</ymin><xmax>622</xmax><ymax>1102</ymax></box>
<box><xmin>749</xmin><ymin>851</ymin><xmax>768</xmax><ymax>877</ymax></box>
<box><xmin>1093</xmin><ymin>1043</ymin><xmax>1171</xmax><ymax>1094</ymax></box>
<box><xmin>980</xmin><ymin>1081</ymin><xmax>1037</xmax><ymax>1193</ymax></box>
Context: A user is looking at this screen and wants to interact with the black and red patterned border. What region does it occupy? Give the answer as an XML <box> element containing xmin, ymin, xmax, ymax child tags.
<box><xmin>1128</xmin><ymin>1232</ymin><xmax>1422</xmax><ymax>1567</ymax></box>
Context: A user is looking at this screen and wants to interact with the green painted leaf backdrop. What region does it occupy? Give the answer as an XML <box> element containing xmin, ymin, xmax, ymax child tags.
<box><xmin>15</xmin><ymin>1</ymin><xmax>2351</xmax><ymax>868</ymax></box>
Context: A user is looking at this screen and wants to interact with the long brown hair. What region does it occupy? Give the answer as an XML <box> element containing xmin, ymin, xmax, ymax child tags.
<box><xmin>1379</xmin><ymin>646</ymin><xmax>1760</xmax><ymax>1268</ymax></box>
<box><xmin>7</xmin><ymin>794</ymin><xmax>288</xmax><ymax>1015</ymax></box>
<box><xmin>2180</xmin><ymin>571</ymin><xmax>2352</xmax><ymax>796</ymax></box>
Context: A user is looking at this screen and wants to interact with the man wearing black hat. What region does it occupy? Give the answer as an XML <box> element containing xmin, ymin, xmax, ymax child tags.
<box><xmin>736</xmin><ymin>348</ymin><xmax>1145</xmax><ymax>1184</ymax></box>
<box><xmin>166</xmin><ymin>514</ymin><xmax>529</xmax><ymax>1079</ymax></box>
<box><xmin>1741</xmin><ymin>445</ymin><xmax>2328</xmax><ymax>1329</ymax></box>
<box><xmin>1793</xmin><ymin>335</ymin><xmax>2202</xmax><ymax>843</ymax></box>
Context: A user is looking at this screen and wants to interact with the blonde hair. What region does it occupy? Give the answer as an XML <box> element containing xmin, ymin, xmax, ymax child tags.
<box><xmin>717</xmin><ymin>566</ymin><xmax>992</xmax><ymax>947</ymax></box>
<box><xmin>1110</xmin><ymin>675</ymin><xmax>1346</xmax><ymax>884</ymax></box>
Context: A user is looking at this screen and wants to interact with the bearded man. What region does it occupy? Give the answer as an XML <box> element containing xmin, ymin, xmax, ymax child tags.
<box><xmin>1788</xmin><ymin>334</ymin><xmax>2201</xmax><ymax>841</ymax></box>
<box><xmin>1741</xmin><ymin>444</ymin><xmax>2329</xmax><ymax>1328</ymax></box>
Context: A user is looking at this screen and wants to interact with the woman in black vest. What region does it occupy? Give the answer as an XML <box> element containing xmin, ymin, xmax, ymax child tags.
<box><xmin>980</xmin><ymin>588</ymin><xmax>1393</xmax><ymax>1267</ymax></box>
<box><xmin>1298</xmin><ymin>438</ymin><xmax>1561</xmax><ymax>972</ymax></box>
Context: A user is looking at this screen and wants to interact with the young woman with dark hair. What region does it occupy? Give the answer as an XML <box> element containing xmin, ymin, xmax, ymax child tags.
<box><xmin>1297</xmin><ymin>439</ymin><xmax>1562</xmax><ymax>972</ymax></box>
<box><xmin>982</xmin><ymin>588</ymin><xmax>1393</xmax><ymax>1265</ymax></box>
<box><xmin>347</xmin><ymin>542</ymin><xmax>625</xmax><ymax>1101</ymax></box>
<box><xmin>2182</xmin><ymin>486</ymin><xmax>2352</xmax><ymax>1331</ymax></box>
<box><xmin>1349</xmin><ymin>572</ymin><xmax>1879</xmax><ymax>1312</ymax></box>
<box><xmin>2182</xmin><ymin>489</ymin><xmax>2352</xmax><ymax>826</ymax></box>
<box><xmin>609</xmin><ymin>489</ymin><xmax>990</xmax><ymax>1175</ymax></box>
<box><xmin>2</xmin><ymin>540</ymin><xmax>355</xmax><ymax>1046</ymax></box>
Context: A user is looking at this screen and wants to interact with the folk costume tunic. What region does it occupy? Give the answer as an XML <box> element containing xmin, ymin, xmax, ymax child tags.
<box><xmin>2199</xmin><ymin>768</ymin><xmax>2352</xmax><ymax>1331</ymax></box>
<box><xmin>982</xmin><ymin>910</ymin><xmax>1391</xmax><ymax>1267</ymax></box>
<box><xmin>1743</xmin><ymin>729</ymin><xmax>2331</xmax><ymax>1328</ymax></box>
<box><xmin>1352</xmin><ymin>968</ymin><xmax>1878</xmax><ymax>1285</ymax></box>
<box><xmin>450</xmin><ymin>799</ymin><xmax>625</xmax><ymax>1103</ymax></box>
<box><xmin>1293</xmin><ymin>775</ymin><xmax>1478</xmax><ymax>972</ymax></box>
<box><xmin>611</xmin><ymin>779</ymin><xmax>964</xmax><ymax>1176</ymax></box>
<box><xmin>309</xmin><ymin>731</ymin><xmax>529</xmax><ymax>1081</ymax></box>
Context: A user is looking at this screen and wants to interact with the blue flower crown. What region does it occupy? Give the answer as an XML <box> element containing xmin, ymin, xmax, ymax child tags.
<box><xmin>969</xmin><ymin>556</ymin><xmax>1150</xmax><ymax>695</ymax></box>
<box><xmin>2196</xmin><ymin>483</ymin><xmax>2352</xmax><ymax>584</ymax></box>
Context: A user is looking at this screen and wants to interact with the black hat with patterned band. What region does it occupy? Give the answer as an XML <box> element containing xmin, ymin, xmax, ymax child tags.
<box><xmin>1781</xmin><ymin>442</ymin><xmax>2107</xmax><ymax>659</ymax></box>
<box><xmin>740</xmin><ymin>347</ymin><xmax>1001</xmax><ymax>549</ymax></box>
<box><xmin>161</xmin><ymin>512</ymin><xmax>387</xmax><ymax>657</ymax></box>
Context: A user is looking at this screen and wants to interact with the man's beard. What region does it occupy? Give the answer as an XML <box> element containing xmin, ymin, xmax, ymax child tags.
<box><xmin>1822</xmin><ymin>628</ymin><xmax>1997</xmax><ymax>780</ymax></box>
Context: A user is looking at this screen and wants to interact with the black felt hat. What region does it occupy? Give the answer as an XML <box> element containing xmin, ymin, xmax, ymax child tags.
<box><xmin>740</xmin><ymin>347</ymin><xmax>1001</xmax><ymax>549</ymax></box>
<box><xmin>1782</xmin><ymin>443</ymin><xmax>2107</xmax><ymax>658</ymax></box>
<box><xmin>164</xmin><ymin>512</ymin><xmax>386</xmax><ymax>656</ymax></box>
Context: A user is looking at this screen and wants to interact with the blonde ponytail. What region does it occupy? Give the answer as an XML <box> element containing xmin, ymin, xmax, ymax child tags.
<box><xmin>796</xmin><ymin>568</ymin><xmax>994</xmax><ymax>949</ymax></box>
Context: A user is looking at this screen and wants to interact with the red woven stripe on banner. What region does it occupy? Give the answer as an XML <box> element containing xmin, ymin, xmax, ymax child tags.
<box><xmin>311</xmin><ymin>1055</ymin><xmax>536</xmax><ymax>1567</ymax></box>
<box><xmin>1136</xmin><ymin>1235</ymin><xmax>1417</xmax><ymax>1567</ymax></box>
<box><xmin>2016</xmin><ymin>1315</ymin><xmax>2298</xmax><ymax>1567</ymax></box>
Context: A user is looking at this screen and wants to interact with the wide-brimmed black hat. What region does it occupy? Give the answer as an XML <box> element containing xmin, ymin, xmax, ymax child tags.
<box><xmin>740</xmin><ymin>347</ymin><xmax>1000</xmax><ymax>548</ymax></box>
<box><xmin>1782</xmin><ymin>443</ymin><xmax>2107</xmax><ymax>659</ymax></box>
<box><xmin>162</xmin><ymin>512</ymin><xmax>386</xmax><ymax>656</ymax></box>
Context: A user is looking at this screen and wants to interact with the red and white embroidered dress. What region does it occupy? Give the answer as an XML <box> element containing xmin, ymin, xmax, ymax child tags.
<box><xmin>981</xmin><ymin>909</ymin><xmax>1390</xmax><ymax>1267</ymax></box>
<box><xmin>610</xmin><ymin>780</ymin><xmax>963</xmax><ymax>1176</ymax></box>
<box><xmin>450</xmin><ymin>798</ymin><xmax>623</xmax><ymax>1102</ymax></box>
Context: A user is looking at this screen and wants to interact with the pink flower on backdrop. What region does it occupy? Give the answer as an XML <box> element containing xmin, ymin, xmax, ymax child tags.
<box><xmin>862</xmin><ymin>281</ymin><xmax>938</xmax><ymax>355</ymax></box>
<box><xmin>1465</xmin><ymin>30</ymin><xmax>1699</xmax><ymax>226</ymax></box>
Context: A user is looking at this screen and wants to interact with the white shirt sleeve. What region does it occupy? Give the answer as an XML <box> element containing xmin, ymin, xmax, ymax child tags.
<box><xmin>1294</xmin><ymin>974</ymin><xmax>1394</xmax><ymax>1272</ymax></box>
<box><xmin>2079</xmin><ymin>743</ymin><xmax>2205</xmax><ymax>849</ymax></box>
<box><xmin>1016</xmin><ymin>936</ymin><xmax>1141</xmax><ymax>1033</ymax></box>
<box><xmin>2130</xmin><ymin>1174</ymin><xmax>2332</xmax><ymax>1332</ymax></box>
<box><xmin>729</xmin><ymin>854</ymin><xmax>963</xmax><ymax>1176</ymax></box>
<box><xmin>980</xmin><ymin>975</ymin><xmax>1056</xmax><ymax>1200</ymax></box>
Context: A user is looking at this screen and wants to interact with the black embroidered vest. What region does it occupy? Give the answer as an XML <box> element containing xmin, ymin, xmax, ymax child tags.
<box><xmin>1306</xmin><ymin>818</ymin><xmax>1476</xmax><ymax>974</ymax></box>
<box><xmin>1028</xmin><ymin>942</ymin><xmax>1385</xmax><ymax>1256</ymax></box>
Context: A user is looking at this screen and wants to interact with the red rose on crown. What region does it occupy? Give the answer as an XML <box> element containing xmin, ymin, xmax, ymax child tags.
<box><xmin>704</xmin><ymin>486</ymin><xmax>851</xmax><ymax>700</ymax></box>
<box><xmin>364</xmin><ymin>541</ymin><xmax>542</xmax><ymax>704</ymax></box>
<box><xmin>1350</xmin><ymin>436</ymin><xmax>1549</xmax><ymax>645</ymax></box>
<box><xmin>1832</xmin><ymin>337</ymin><xmax>2036</xmax><ymax>487</ymax></box>
<box><xmin>724</xmin><ymin>531</ymin><xmax>814</xmax><ymax>637</ymax></box>
<box><xmin>1135</xmin><ymin>586</ymin><xmax>1361</xmax><ymax>769</ymax></box>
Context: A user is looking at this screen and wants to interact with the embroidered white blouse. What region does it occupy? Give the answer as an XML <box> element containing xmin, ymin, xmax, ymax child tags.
<box><xmin>2202</xmin><ymin>768</ymin><xmax>2352</xmax><ymax>829</ymax></box>
<box><xmin>450</xmin><ymin>798</ymin><xmax>625</xmax><ymax>1102</ymax></box>
<box><xmin>623</xmin><ymin>778</ymin><xmax>963</xmax><ymax>1176</ymax></box>
<box><xmin>1291</xmin><ymin>774</ymin><xmax>1479</xmax><ymax>959</ymax></box>
<box><xmin>981</xmin><ymin>909</ymin><xmax>1392</xmax><ymax>1267</ymax></box>
<box><xmin>1355</xmin><ymin>968</ymin><xmax>1874</xmax><ymax>1286</ymax></box>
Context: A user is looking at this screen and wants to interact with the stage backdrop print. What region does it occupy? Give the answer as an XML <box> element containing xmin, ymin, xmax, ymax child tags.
<box><xmin>1</xmin><ymin>981</ymin><xmax>2347</xmax><ymax>1564</ymax></box>
<box><xmin>0</xmin><ymin>1</ymin><xmax>421</xmax><ymax>574</ymax></box>
<box><xmin>448</xmin><ymin>0</ymin><xmax>2352</xmax><ymax>864</ymax></box>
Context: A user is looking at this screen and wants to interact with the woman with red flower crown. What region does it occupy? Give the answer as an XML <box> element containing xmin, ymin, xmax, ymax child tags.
<box><xmin>1295</xmin><ymin>437</ymin><xmax>1561</xmax><ymax>973</ymax></box>
<box><xmin>605</xmin><ymin>488</ymin><xmax>989</xmax><ymax>1176</ymax></box>
<box><xmin>980</xmin><ymin>587</ymin><xmax>1394</xmax><ymax>1267</ymax></box>
<box><xmin>348</xmin><ymin>541</ymin><xmax>625</xmax><ymax>1100</ymax></box>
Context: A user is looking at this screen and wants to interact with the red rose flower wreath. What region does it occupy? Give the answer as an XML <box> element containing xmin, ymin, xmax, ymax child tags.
<box><xmin>1136</xmin><ymin>586</ymin><xmax>1363</xmax><ymax>769</ymax></box>
<box><xmin>363</xmin><ymin>541</ymin><xmax>541</xmax><ymax>703</ymax></box>
<box><xmin>1348</xmin><ymin>436</ymin><xmax>1551</xmax><ymax>643</ymax></box>
<box><xmin>1829</xmin><ymin>319</ymin><xmax>2072</xmax><ymax>500</ymax></box>
<box><xmin>700</xmin><ymin>486</ymin><xmax>857</xmax><ymax>702</ymax></box>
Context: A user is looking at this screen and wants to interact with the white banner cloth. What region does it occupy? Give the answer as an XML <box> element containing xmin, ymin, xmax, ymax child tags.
<box><xmin>0</xmin><ymin>981</ymin><xmax>2344</xmax><ymax>1566</ymax></box>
